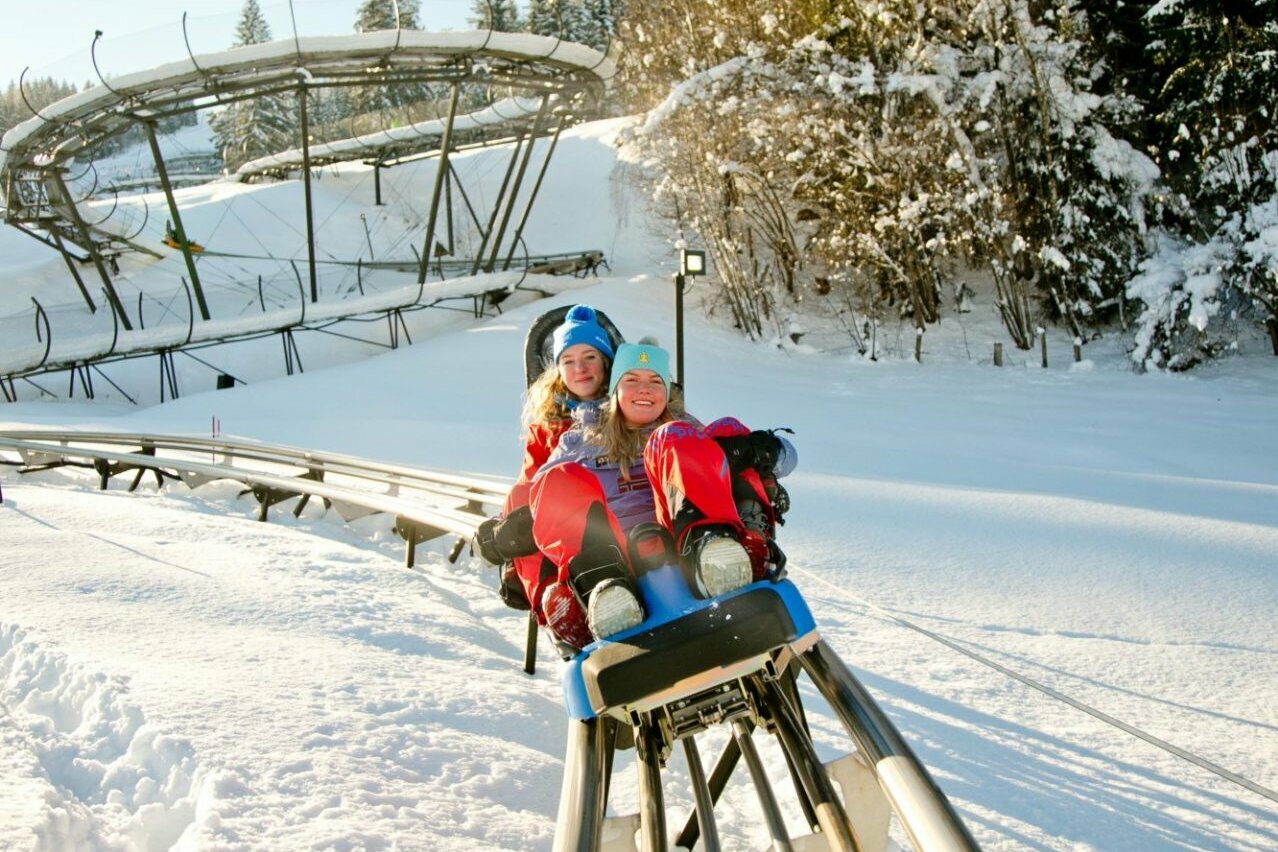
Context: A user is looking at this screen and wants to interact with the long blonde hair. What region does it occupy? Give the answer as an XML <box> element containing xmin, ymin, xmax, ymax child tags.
<box><xmin>520</xmin><ymin>366</ymin><xmax>573</xmax><ymax>427</ymax></box>
<box><xmin>586</xmin><ymin>383</ymin><xmax>687</xmax><ymax>474</ymax></box>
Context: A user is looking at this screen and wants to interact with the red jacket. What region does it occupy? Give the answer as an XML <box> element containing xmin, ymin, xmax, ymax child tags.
<box><xmin>518</xmin><ymin>419</ymin><xmax>572</xmax><ymax>483</ymax></box>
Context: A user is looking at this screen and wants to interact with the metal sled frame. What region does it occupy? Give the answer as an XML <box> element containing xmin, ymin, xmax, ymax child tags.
<box><xmin>552</xmin><ymin>569</ymin><xmax>977</xmax><ymax>852</ymax></box>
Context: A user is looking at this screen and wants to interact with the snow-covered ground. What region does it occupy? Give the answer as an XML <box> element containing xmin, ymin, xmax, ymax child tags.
<box><xmin>3</xmin><ymin>115</ymin><xmax>1278</xmax><ymax>850</ymax></box>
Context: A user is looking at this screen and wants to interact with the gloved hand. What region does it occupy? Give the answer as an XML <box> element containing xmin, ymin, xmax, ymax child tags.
<box><xmin>473</xmin><ymin>515</ymin><xmax>506</xmax><ymax>565</ymax></box>
<box><xmin>473</xmin><ymin>506</ymin><xmax>539</xmax><ymax>566</ymax></box>
<box><xmin>498</xmin><ymin>564</ymin><xmax>531</xmax><ymax>610</ymax></box>
<box><xmin>714</xmin><ymin>430</ymin><xmax>784</xmax><ymax>476</ymax></box>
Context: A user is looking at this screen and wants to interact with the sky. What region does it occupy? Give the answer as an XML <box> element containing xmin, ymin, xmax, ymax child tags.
<box><xmin>2</xmin><ymin>115</ymin><xmax>1278</xmax><ymax>849</ymax></box>
<box><xmin>1</xmin><ymin>0</ymin><xmax>479</xmax><ymax>89</ymax></box>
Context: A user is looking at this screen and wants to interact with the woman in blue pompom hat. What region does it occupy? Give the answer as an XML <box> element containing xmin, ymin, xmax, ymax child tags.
<box><xmin>523</xmin><ymin>337</ymin><xmax>798</xmax><ymax>653</ymax></box>
<box><xmin>520</xmin><ymin>304</ymin><xmax>615</xmax><ymax>478</ymax></box>
<box><xmin>475</xmin><ymin>305</ymin><xmax>617</xmax><ymax>617</ymax></box>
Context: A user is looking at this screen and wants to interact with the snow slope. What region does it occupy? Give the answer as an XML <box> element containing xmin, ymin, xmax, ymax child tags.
<box><xmin>2</xmin><ymin>115</ymin><xmax>1278</xmax><ymax>850</ymax></box>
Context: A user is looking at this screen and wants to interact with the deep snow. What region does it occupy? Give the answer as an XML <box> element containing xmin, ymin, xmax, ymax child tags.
<box><xmin>2</xmin><ymin>114</ymin><xmax>1278</xmax><ymax>850</ymax></box>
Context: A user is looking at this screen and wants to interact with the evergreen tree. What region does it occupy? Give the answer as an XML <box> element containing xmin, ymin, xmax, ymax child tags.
<box><xmin>556</xmin><ymin>0</ymin><xmax>590</xmax><ymax>42</ymax></box>
<box><xmin>1124</xmin><ymin>0</ymin><xmax>1278</xmax><ymax>366</ymax></box>
<box><xmin>525</xmin><ymin>0</ymin><xmax>557</xmax><ymax>36</ymax></box>
<box><xmin>234</xmin><ymin>0</ymin><xmax>271</xmax><ymax>44</ymax></box>
<box><xmin>471</xmin><ymin>0</ymin><xmax>522</xmax><ymax>31</ymax></box>
<box><xmin>351</xmin><ymin>0</ymin><xmax>429</xmax><ymax>118</ymax></box>
<box><xmin>210</xmin><ymin>0</ymin><xmax>297</xmax><ymax>171</ymax></box>
<box><xmin>579</xmin><ymin>0</ymin><xmax>616</xmax><ymax>50</ymax></box>
<box><xmin>354</xmin><ymin>0</ymin><xmax>422</xmax><ymax>31</ymax></box>
<box><xmin>1</xmin><ymin>77</ymin><xmax>78</xmax><ymax>137</ymax></box>
<box><xmin>525</xmin><ymin>0</ymin><xmax>591</xmax><ymax>39</ymax></box>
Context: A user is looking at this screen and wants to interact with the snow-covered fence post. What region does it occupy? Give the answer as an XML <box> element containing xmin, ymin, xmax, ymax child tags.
<box><xmin>1267</xmin><ymin>318</ymin><xmax>1278</xmax><ymax>356</ymax></box>
<box><xmin>1073</xmin><ymin>336</ymin><xmax>1082</xmax><ymax>363</ymax></box>
<box><xmin>1038</xmin><ymin>327</ymin><xmax>1048</xmax><ymax>368</ymax></box>
<box><xmin>993</xmin><ymin>342</ymin><xmax>1003</xmax><ymax>367</ymax></box>
<box><xmin>914</xmin><ymin>327</ymin><xmax>924</xmax><ymax>363</ymax></box>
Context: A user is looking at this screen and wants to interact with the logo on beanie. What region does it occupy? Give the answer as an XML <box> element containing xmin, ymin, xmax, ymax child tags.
<box><xmin>638</xmin><ymin>351</ymin><xmax>649</xmax><ymax>364</ymax></box>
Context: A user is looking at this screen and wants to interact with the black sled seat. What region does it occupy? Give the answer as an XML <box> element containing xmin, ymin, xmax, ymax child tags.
<box><xmin>562</xmin><ymin>569</ymin><xmax>818</xmax><ymax>719</ymax></box>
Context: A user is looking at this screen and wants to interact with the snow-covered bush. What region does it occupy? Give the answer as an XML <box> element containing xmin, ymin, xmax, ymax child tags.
<box><xmin>1121</xmin><ymin>0</ymin><xmax>1278</xmax><ymax>365</ymax></box>
<box><xmin>618</xmin><ymin>0</ymin><xmax>1159</xmax><ymax>350</ymax></box>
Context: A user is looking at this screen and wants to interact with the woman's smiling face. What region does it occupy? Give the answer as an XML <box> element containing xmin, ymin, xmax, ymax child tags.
<box><xmin>615</xmin><ymin>369</ymin><xmax>667</xmax><ymax>426</ymax></box>
<box><xmin>556</xmin><ymin>343</ymin><xmax>607</xmax><ymax>400</ymax></box>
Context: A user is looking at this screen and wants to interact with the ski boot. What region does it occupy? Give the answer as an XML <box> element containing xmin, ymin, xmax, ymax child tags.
<box><xmin>681</xmin><ymin>524</ymin><xmax>752</xmax><ymax>598</ymax></box>
<box><xmin>568</xmin><ymin>543</ymin><xmax>644</xmax><ymax>640</ymax></box>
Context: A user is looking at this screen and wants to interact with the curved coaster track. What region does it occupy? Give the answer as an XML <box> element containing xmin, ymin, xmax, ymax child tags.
<box><xmin>0</xmin><ymin>28</ymin><xmax>615</xmax><ymax>337</ymax></box>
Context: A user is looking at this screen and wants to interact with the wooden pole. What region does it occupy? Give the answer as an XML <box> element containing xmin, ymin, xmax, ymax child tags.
<box><xmin>993</xmin><ymin>342</ymin><xmax>1003</xmax><ymax>367</ymax></box>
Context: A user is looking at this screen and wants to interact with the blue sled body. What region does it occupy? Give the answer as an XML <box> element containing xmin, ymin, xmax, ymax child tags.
<box><xmin>562</xmin><ymin>564</ymin><xmax>818</xmax><ymax>720</ymax></box>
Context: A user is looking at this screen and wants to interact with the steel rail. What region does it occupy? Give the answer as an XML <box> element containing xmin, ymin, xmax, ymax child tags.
<box><xmin>801</xmin><ymin>640</ymin><xmax>980</xmax><ymax>852</ymax></box>
<box><xmin>0</xmin><ymin>430</ymin><xmax>510</xmax><ymax>546</ymax></box>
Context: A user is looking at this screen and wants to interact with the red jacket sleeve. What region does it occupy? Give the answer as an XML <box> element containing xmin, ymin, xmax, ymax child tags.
<box><xmin>518</xmin><ymin>419</ymin><xmax>572</xmax><ymax>483</ymax></box>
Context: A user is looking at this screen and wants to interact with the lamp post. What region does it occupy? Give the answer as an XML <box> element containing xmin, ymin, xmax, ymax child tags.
<box><xmin>674</xmin><ymin>248</ymin><xmax>706</xmax><ymax>389</ymax></box>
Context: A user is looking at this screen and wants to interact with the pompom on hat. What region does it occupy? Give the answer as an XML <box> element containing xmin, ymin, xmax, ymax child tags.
<box><xmin>608</xmin><ymin>337</ymin><xmax>671</xmax><ymax>395</ymax></box>
<box><xmin>552</xmin><ymin>305</ymin><xmax>615</xmax><ymax>362</ymax></box>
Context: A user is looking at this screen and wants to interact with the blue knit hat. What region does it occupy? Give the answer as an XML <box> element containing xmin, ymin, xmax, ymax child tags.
<box><xmin>608</xmin><ymin>339</ymin><xmax>670</xmax><ymax>394</ymax></box>
<box><xmin>552</xmin><ymin>305</ymin><xmax>614</xmax><ymax>362</ymax></box>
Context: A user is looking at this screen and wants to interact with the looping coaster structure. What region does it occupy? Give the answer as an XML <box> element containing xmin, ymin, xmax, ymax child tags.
<box><xmin>0</xmin><ymin>28</ymin><xmax>616</xmax><ymax>332</ymax></box>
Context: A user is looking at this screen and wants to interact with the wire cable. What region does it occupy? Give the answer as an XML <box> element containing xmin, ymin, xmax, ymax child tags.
<box><xmin>791</xmin><ymin>564</ymin><xmax>1278</xmax><ymax>806</ymax></box>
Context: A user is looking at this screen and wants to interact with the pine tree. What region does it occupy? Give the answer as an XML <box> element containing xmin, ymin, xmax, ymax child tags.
<box><xmin>1</xmin><ymin>77</ymin><xmax>78</xmax><ymax>137</ymax></box>
<box><xmin>527</xmin><ymin>0</ymin><xmax>583</xmax><ymax>39</ymax></box>
<box><xmin>210</xmin><ymin>0</ymin><xmax>297</xmax><ymax>171</ymax></box>
<box><xmin>525</xmin><ymin>0</ymin><xmax>557</xmax><ymax>36</ymax></box>
<box><xmin>555</xmin><ymin>0</ymin><xmax>589</xmax><ymax>42</ymax></box>
<box><xmin>471</xmin><ymin>0</ymin><xmax>522</xmax><ymax>31</ymax></box>
<box><xmin>1125</xmin><ymin>0</ymin><xmax>1278</xmax><ymax>366</ymax></box>
<box><xmin>354</xmin><ymin>0</ymin><xmax>422</xmax><ymax>31</ymax></box>
<box><xmin>351</xmin><ymin>0</ymin><xmax>428</xmax><ymax>118</ymax></box>
<box><xmin>234</xmin><ymin>0</ymin><xmax>271</xmax><ymax>44</ymax></box>
<box><xmin>579</xmin><ymin>0</ymin><xmax>615</xmax><ymax>50</ymax></box>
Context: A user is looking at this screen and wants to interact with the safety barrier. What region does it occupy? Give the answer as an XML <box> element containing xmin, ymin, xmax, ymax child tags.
<box><xmin>0</xmin><ymin>430</ymin><xmax>510</xmax><ymax>566</ymax></box>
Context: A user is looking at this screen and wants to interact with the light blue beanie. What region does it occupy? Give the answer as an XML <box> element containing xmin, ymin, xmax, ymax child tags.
<box><xmin>608</xmin><ymin>339</ymin><xmax>670</xmax><ymax>394</ymax></box>
<box><xmin>552</xmin><ymin>305</ymin><xmax>614</xmax><ymax>362</ymax></box>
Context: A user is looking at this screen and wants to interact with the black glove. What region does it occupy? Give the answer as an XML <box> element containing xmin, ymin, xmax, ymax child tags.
<box><xmin>498</xmin><ymin>564</ymin><xmax>531</xmax><ymax>610</ymax></box>
<box><xmin>714</xmin><ymin>430</ymin><xmax>787</xmax><ymax>476</ymax></box>
<box><xmin>473</xmin><ymin>506</ymin><xmax>540</xmax><ymax>566</ymax></box>
<box><xmin>494</xmin><ymin>505</ymin><xmax>538</xmax><ymax>558</ymax></box>
<box><xmin>473</xmin><ymin>515</ymin><xmax>506</xmax><ymax>565</ymax></box>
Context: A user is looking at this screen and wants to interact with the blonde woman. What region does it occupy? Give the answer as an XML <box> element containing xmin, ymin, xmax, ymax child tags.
<box><xmin>475</xmin><ymin>305</ymin><xmax>614</xmax><ymax>616</ymax></box>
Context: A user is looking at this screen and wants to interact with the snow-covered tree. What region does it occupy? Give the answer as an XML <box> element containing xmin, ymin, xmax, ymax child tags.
<box><xmin>234</xmin><ymin>0</ymin><xmax>271</xmax><ymax>44</ymax></box>
<box><xmin>578</xmin><ymin>0</ymin><xmax>617</xmax><ymax>50</ymax></box>
<box><xmin>350</xmin><ymin>0</ymin><xmax>428</xmax><ymax>118</ymax></box>
<box><xmin>354</xmin><ymin>0</ymin><xmax>422</xmax><ymax>31</ymax></box>
<box><xmin>210</xmin><ymin>0</ymin><xmax>296</xmax><ymax>171</ymax></box>
<box><xmin>524</xmin><ymin>0</ymin><xmax>554</xmax><ymax>35</ymax></box>
<box><xmin>0</xmin><ymin>77</ymin><xmax>77</xmax><ymax>138</ymax></box>
<box><xmin>1121</xmin><ymin>0</ymin><xmax>1278</xmax><ymax>366</ymax></box>
<box><xmin>620</xmin><ymin>0</ymin><xmax>1160</xmax><ymax>352</ymax></box>
<box><xmin>956</xmin><ymin>0</ymin><xmax>1157</xmax><ymax>346</ymax></box>
<box><xmin>527</xmin><ymin>0</ymin><xmax>612</xmax><ymax>47</ymax></box>
<box><xmin>471</xmin><ymin>0</ymin><xmax>522</xmax><ymax>31</ymax></box>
